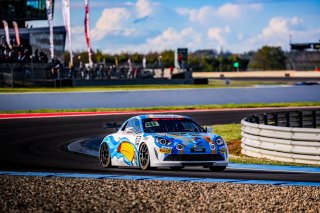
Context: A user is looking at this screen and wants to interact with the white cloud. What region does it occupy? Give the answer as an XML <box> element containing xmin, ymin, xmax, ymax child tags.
<box><xmin>207</xmin><ymin>26</ymin><xmax>231</xmax><ymax>46</ymax></box>
<box><xmin>146</xmin><ymin>27</ymin><xmax>202</xmax><ymax>50</ymax></box>
<box><xmin>216</xmin><ymin>3</ymin><xmax>241</xmax><ymax>19</ymax></box>
<box><xmin>255</xmin><ymin>17</ymin><xmax>306</xmax><ymax>46</ymax></box>
<box><xmin>233</xmin><ymin>16</ymin><xmax>320</xmax><ymax>52</ymax></box>
<box><xmin>104</xmin><ymin>27</ymin><xmax>203</xmax><ymax>54</ymax></box>
<box><xmin>176</xmin><ymin>7</ymin><xmax>213</xmax><ymax>23</ymax></box>
<box><xmin>91</xmin><ymin>8</ymin><xmax>131</xmax><ymax>41</ymax></box>
<box><xmin>248</xmin><ymin>3</ymin><xmax>263</xmax><ymax>11</ymax></box>
<box><xmin>260</xmin><ymin>16</ymin><xmax>304</xmax><ymax>39</ymax></box>
<box><xmin>95</xmin><ymin>8</ymin><xmax>130</xmax><ymax>30</ymax></box>
<box><xmin>136</xmin><ymin>0</ymin><xmax>153</xmax><ymax>18</ymax></box>
<box><xmin>177</xmin><ymin>3</ymin><xmax>262</xmax><ymax>23</ymax></box>
<box><xmin>89</xmin><ymin>0</ymin><xmax>157</xmax><ymax>41</ymax></box>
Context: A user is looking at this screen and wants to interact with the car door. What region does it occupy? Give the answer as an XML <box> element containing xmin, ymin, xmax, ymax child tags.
<box><xmin>113</xmin><ymin>118</ymin><xmax>142</xmax><ymax>167</ymax></box>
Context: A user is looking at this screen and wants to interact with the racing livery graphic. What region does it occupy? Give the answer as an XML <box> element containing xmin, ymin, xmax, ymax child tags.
<box><xmin>99</xmin><ymin>114</ymin><xmax>229</xmax><ymax>171</ymax></box>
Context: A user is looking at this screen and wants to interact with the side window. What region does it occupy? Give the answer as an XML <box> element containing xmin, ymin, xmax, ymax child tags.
<box><xmin>191</xmin><ymin>123</ymin><xmax>201</xmax><ymax>132</ymax></box>
<box><xmin>181</xmin><ymin>122</ymin><xmax>192</xmax><ymax>131</ymax></box>
<box><xmin>125</xmin><ymin>119</ymin><xmax>141</xmax><ymax>133</ymax></box>
<box><xmin>125</xmin><ymin>119</ymin><xmax>134</xmax><ymax>131</ymax></box>
<box><xmin>133</xmin><ymin>119</ymin><xmax>141</xmax><ymax>133</ymax></box>
<box><xmin>120</xmin><ymin>121</ymin><xmax>128</xmax><ymax>131</ymax></box>
<box><xmin>181</xmin><ymin>121</ymin><xmax>201</xmax><ymax>132</ymax></box>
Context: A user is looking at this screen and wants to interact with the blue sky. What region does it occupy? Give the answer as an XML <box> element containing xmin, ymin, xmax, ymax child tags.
<box><xmin>30</xmin><ymin>0</ymin><xmax>320</xmax><ymax>54</ymax></box>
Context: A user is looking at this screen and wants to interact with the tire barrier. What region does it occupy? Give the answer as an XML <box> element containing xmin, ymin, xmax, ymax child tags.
<box><xmin>241</xmin><ymin>110</ymin><xmax>320</xmax><ymax>165</ymax></box>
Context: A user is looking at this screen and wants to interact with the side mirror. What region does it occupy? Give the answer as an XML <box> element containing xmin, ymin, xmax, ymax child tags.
<box><xmin>206</xmin><ymin>127</ymin><xmax>213</xmax><ymax>133</ymax></box>
<box><xmin>126</xmin><ymin>127</ymin><xmax>136</xmax><ymax>134</ymax></box>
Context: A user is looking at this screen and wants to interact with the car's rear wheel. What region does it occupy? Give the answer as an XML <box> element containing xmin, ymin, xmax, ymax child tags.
<box><xmin>139</xmin><ymin>143</ymin><xmax>150</xmax><ymax>170</ymax></box>
<box><xmin>209</xmin><ymin>166</ymin><xmax>227</xmax><ymax>172</ymax></box>
<box><xmin>100</xmin><ymin>142</ymin><xmax>111</xmax><ymax>168</ymax></box>
<box><xmin>169</xmin><ymin>166</ymin><xmax>184</xmax><ymax>171</ymax></box>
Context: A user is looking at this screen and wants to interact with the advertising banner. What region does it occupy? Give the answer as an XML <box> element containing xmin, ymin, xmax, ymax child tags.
<box><xmin>46</xmin><ymin>0</ymin><xmax>54</xmax><ymax>59</ymax></box>
<box><xmin>12</xmin><ymin>21</ymin><xmax>20</xmax><ymax>46</ymax></box>
<box><xmin>2</xmin><ymin>20</ymin><xmax>11</xmax><ymax>48</ymax></box>
<box><xmin>84</xmin><ymin>0</ymin><xmax>93</xmax><ymax>66</ymax></box>
<box><xmin>62</xmin><ymin>0</ymin><xmax>73</xmax><ymax>66</ymax></box>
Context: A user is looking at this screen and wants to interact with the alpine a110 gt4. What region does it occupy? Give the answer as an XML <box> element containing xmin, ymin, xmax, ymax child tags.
<box><xmin>99</xmin><ymin>114</ymin><xmax>228</xmax><ymax>171</ymax></box>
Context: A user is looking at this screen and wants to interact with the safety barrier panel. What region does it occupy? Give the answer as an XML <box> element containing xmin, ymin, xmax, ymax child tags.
<box><xmin>241</xmin><ymin>110</ymin><xmax>320</xmax><ymax>165</ymax></box>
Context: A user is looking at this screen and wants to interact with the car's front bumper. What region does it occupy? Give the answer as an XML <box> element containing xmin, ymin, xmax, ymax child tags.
<box><xmin>150</xmin><ymin>146</ymin><xmax>229</xmax><ymax>168</ymax></box>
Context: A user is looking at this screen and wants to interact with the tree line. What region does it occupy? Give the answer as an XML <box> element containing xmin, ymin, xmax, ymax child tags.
<box><xmin>64</xmin><ymin>46</ymin><xmax>287</xmax><ymax>71</ymax></box>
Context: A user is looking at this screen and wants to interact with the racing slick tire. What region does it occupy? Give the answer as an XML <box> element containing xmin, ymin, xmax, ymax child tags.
<box><xmin>209</xmin><ymin>166</ymin><xmax>227</xmax><ymax>172</ymax></box>
<box><xmin>100</xmin><ymin>142</ymin><xmax>112</xmax><ymax>168</ymax></box>
<box><xmin>139</xmin><ymin>143</ymin><xmax>151</xmax><ymax>170</ymax></box>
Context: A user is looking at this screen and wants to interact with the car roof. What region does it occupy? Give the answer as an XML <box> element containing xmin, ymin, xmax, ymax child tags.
<box><xmin>134</xmin><ymin>114</ymin><xmax>191</xmax><ymax>120</ymax></box>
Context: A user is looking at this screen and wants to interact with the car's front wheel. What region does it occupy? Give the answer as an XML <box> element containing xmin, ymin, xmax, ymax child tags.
<box><xmin>100</xmin><ymin>142</ymin><xmax>111</xmax><ymax>168</ymax></box>
<box><xmin>209</xmin><ymin>166</ymin><xmax>227</xmax><ymax>172</ymax></box>
<box><xmin>139</xmin><ymin>143</ymin><xmax>150</xmax><ymax>170</ymax></box>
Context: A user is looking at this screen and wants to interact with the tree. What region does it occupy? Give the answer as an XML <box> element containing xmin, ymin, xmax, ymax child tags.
<box><xmin>118</xmin><ymin>52</ymin><xmax>129</xmax><ymax>63</ymax></box>
<box><xmin>161</xmin><ymin>50</ymin><xmax>174</xmax><ymax>67</ymax></box>
<box><xmin>145</xmin><ymin>51</ymin><xmax>159</xmax><ymax>66</ymax></box>
<box><xmin>94</xmin><ymin>49</ymin><xmax>104</xmax><ymax>63</ymax></box>
<box><xmin>131</xmin><ymin>52</ymin><xmax>143</xmax><ymax>63</ymax></box>
<box><xmin>249</xmin><ymin>46</ymin><xmax>286</xmax><ymax>70</ymax></box>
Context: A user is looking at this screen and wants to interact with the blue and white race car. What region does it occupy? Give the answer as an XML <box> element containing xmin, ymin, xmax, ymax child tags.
<box><xmin>99</xmin><ymin>114</ymin><xmax>228</xmax><ymax>171</ymax></box>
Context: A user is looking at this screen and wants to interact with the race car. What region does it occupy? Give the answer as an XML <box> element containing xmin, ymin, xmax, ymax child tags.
<box><xmin>99</xmin><ymin>114</ymin><xmax>229</xmax><ymax>171</ymax></box>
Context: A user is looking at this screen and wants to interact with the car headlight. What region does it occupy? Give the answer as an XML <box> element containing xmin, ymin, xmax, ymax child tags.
<box><xmin>215</xmin><ymin>137</ymin><xmax>224</xmax><ymax>146</ymax></box>
<box><xmin>210</xmin><ymin>143</ymin><xmax>216</xmax><ymax>150</ymax></box>
<box><xmin>155</xmin><ymin>137</ymin><xmax>172</xmax><ymax>146</ymax></box>
<box><xmin>176</xmin><ymin>144</ymin><xmax>183</xmax><ymax>150</ymax></box>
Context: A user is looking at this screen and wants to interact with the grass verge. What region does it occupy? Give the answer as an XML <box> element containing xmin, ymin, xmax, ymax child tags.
<box><xmin>213</xmin><ymin>123</ymin><xmax>320</xmax><ymax>167</ymax></box>
<box><xmin>0</xmin><ymin>102</ymin><xmax>319</xmax><ymax>114</ymax></box>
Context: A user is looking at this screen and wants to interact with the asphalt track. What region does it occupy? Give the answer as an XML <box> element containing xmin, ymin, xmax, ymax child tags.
<box><xmin>1</xmin><ymin>86</ymin><xmax>320</xmax><ymax>110</ymax></box>
<box><xmin>1</xmin><ymin>108</ymin><xmax>320</xmax><ymax>183</ymax></box>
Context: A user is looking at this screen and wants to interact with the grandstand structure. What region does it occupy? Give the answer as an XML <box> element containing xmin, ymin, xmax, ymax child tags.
<box><xmin>286</xmin><ymin>42</ymin><xmax>320</xmax><ymax>71</ymax></box>
<box><xmin>0</xmin><ymin>0</ymin><xmax>50</xmax><ymax>27</ymax></box>
<box><xmin>0</xmin><ymin>0</ymin><xmax>65</xmax><ymax>60</ymax></box>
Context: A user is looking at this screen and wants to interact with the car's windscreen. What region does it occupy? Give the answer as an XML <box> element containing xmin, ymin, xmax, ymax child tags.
<box><xmin>142</xmin><ymin>118</ymin><xmax>205</xmax><ymax>133</ymax></box>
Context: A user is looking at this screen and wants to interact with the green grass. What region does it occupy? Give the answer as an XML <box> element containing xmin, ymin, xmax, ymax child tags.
<box><xmin>0</xmin><ymin>80</ymin><xmax>293</xmax><ymax>93</ymax></box>
<box><xmin>213</xmin><ymin>123</ymin><xmax>320</xmax><ymax>167</ymax></box>
<box><xmin>213</xmin><ymin>124</ymin><xmax>242</xmax><ymax>155</ymax></box>
<box><xmin>0</xmin><ymin>102</ymin><xmax>319</xmax><ymax>114</ymax></box>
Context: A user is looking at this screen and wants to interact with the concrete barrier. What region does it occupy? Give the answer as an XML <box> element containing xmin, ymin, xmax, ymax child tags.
<box><xmin>241</xmin><ymin>110</ymin><xmax>320</xmax><ymax>165</ymax></box>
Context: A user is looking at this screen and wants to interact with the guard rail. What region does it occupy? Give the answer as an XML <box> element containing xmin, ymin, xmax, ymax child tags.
<box><xmin>241</xmin><ymin>110</ymin><xmax>320</xmax><ymax>165</ymax></box>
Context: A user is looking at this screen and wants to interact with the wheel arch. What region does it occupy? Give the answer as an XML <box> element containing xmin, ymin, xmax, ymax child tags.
<box><xmin>138</xmin><ymin>140</ymin><xmax>157</xmax><ymax>168</ymax></box>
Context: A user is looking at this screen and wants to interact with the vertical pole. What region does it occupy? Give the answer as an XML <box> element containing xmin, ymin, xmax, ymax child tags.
<box><xmin>263</xmin><ymin>113</ymin><xmax>268</xmax><ymax>125</ymax></box>
<box><xmin>286</xmin><ymin>112</ymin><xmax>290</xmax><ymax>127</ymax></box>
<box><xmin>298</xmin><ymin>111</ymin><xmax>303</xmax><ymax>127</ymax></box>
<box><xmin>254</xmin><ymin>115</ymin><xmax>260</xmax><ymax>124</ymax></box>
<box><xmin>312</xmin><ymin>111</ymin><xmax>317</xmax><ymax>128</ymax></box>
<box><xmin>273</xmin><ymin>113</ymin><xmax>279</xmax><ymax>126</ymax></box>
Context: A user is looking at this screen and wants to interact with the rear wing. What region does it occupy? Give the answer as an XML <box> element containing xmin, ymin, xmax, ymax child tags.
<box><xmin>104</xmin><ymin>122</ymin><xmax>122</xmax><ymax>131</ymax></box>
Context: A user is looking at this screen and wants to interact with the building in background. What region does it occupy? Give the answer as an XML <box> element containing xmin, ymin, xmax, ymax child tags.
<box><xmin>0</xmin><ymin>0</ymin><xmax>65</xmax><ymax>60</ymax></box>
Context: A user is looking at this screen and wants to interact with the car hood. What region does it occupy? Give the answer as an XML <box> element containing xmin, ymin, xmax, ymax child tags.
<box><xmin>149</xmin><ymin>132</ymin><xmax>217</xmax><ymax>144</ymax></box>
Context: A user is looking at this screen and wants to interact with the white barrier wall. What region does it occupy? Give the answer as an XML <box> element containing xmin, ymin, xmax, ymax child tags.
<box><xmin>241</xmin><ymin>119</ymin><xmax>320</xmax><ymax>165</ymax></box>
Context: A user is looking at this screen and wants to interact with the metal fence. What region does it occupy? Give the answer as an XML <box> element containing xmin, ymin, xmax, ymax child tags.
<box><xmin>244</xmin><ymin>110</ymin><xmax>320</xmax><ymax>128</ymax></box>
<box><xmin>0</xmin><ymin>63</ymin><xmax>53</xmax><ymax>87</ymax></box>
<box><xmin>0</xmin><ymin>63</ymin><xmax>164</xmax><ymax>87</ymax></box>
<box><xmin>241</xmin><ymin>110</ymin><xmax>320</xmax><ymax>165</ymax></box>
